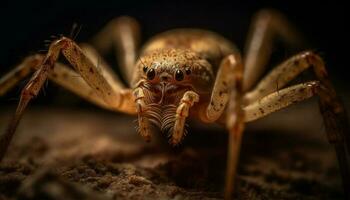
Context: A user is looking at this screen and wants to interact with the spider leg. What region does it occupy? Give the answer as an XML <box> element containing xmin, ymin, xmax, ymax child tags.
<box><xmin>49</xmin><ymin>63</ymin><xmax>113</xmax><ymax>110</ymax></box>
<box><xmin>80</xmin><ymin>43</ymin><xmax>126</xmax><ymax>91</ymax></box>
<box><xmin>0</xmin><ymin>50</ymin><xmax>58</xmax><ymax>162</ymax></box>
<box><xmin>244</xmin><ymin>81</ymin><xmax>319</xmax><ymax>122</ymax></box>
<box><xmin>244</xmin><ymin>51</ymin><xmax>335</xmax><ymax>104</ymax></box>
<box><xmin>243</xmin><ymin>9</ymin><xmax>304</xmax><ymax>91</ymax></box>
<box><xmin>198</xmin><ymin>54</ymin><xmax>244</xmax><ymax>199</ymax></box>
<box><xmin>0</xmin><ymin>54</ymin><xmax>44</xmax><ymax>96</ymax></box>
<box><xmin>0</xmin><ymin>58</ymin><xmax>106</xmax><ymax>161</ymax></box>
<box><xmin>199</xmin><ymin>54</ymin><xmax>242</xmax><ymax>123</ymax></box>
<box><xmin>224</xmin><ymin>56</ymin><xmax>244</xmax><ymax>200</ymax></box>
<box><xmin>45</xmin><ymin>37</ymin><xmax>135</xmax><ymax>112</ymax></box>
<box><xmin>243</xmin><ymin>51</ymin><xmax>350</xmax><ymax>197</ymax></box>
<box><xmin>0</xmin><ymin>55</ymin><xmax>44</xmax><ymax>162</ymax></box>
<box><xmin>73</xmin><ymin>43</ymin><xmax>135</xmax><ymax>110</ymax></box>
<box><xmin>0</xmin><ymin>37</ymin><xmax>137</xmax><ymax>162</ymax></box>
<box><xmin>91</xmin><ymin>16</ymin><xmax>140</xmax><ymax>84</ymax></box>
<box><xmin>0</xmin><ymin>51</ymin><xmax>128</xmax><ymax>111</ymax></box>
<box><xmin>244</xmin><ymin>81</ymin><xmax>350</xmax><ymax>198</ymax></box>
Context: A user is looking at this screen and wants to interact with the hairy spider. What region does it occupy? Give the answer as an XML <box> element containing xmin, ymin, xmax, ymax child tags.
<box><xmin>0</xmin><ymin>9</ymin><xmax>349</xmax><ymax>199</ymax></box>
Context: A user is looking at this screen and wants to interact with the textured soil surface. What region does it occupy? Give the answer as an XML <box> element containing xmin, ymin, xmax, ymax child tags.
<box><xmin>0</xmin><ymin>101</ymin><xmax>345</xmax><ymax>199</ymax></box>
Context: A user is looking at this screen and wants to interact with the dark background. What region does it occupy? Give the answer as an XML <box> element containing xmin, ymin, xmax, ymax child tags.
<box><xmin>0</xmin><ymin>0</ymin><xmax>348</xmax><ymax>105</ymax></box>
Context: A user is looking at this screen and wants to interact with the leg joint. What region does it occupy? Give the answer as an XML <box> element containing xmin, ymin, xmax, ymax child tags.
<box><xmin>48</xmin><ymin>37</ymin><xmax>71</xmax><ymax>52</ymax></box>
<box><xmin>299</xmin><ymin>51</ymin><xmax>324</xmax><ymax>66</ymax></box>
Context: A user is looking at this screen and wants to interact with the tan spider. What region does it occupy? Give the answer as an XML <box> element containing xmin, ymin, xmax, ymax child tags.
<box><xmin>0</xmin><ymin>9</ymin><xmax>349</xmax><ymax>199</ymax></box>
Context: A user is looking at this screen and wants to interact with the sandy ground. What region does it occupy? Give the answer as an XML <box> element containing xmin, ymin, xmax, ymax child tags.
<box><xmin>0</xmin><ymin>99</ymin><xmax>345</xmax><ymax>199</ymax></box>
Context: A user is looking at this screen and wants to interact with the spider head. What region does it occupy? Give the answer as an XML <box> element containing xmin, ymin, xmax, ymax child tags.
<box><xmin>133</xmin><ymin>49</ymin><xmax>214</xmax><ymax>105</ymax></box>
<box><xmin>133</xmin><ymin>48</ymin><xmax>213</xmax><ymax>97</ymax></box>
<box><xmin>132</xmin><ymin>48</ymin><xmax>213</xmax><ymax>136</ymax></box>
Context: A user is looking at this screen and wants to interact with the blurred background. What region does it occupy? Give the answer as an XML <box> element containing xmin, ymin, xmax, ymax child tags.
<box><xmin>0</xmin><ymin>0</ymin><xmax>348</xmax><ymax>107</ymax></box>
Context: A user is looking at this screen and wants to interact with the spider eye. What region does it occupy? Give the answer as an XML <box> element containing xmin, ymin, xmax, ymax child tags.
<box><xmin>175</xmin><ymin>69</ymin><xmax>184</xmax><ymax>81</ymax></box>
<box><xmin>185</xmin><ymin>68</ymin><xmax>191</xmax><ymax>75</ymax></box>
<box><xmin>143</xmin><ymin>66</ymin><xmax>148</xmax><ymax>73</ymax></box>
<box><xmin>147</xmin><ymin>68</ymin><xmax>155</xmax><ymax>80</ymax></box>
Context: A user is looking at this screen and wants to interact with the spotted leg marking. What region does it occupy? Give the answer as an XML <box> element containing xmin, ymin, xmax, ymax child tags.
<box><xmin>199</xmin><ymin>54</ymin><xmax>243</xmax><ymax>123</ymax></box>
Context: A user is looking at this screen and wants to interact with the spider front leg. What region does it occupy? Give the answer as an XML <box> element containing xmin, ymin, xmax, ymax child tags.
<box><xmin>244</xmin><ymin>81</ymin><xmax>350</xmax><ymax>198</ymax></box>
<box><xmin>0</xmin><ymin>37</ymin><xmax>136</xmax><ymax>162</ymax></box>
<box><xmin>79</xmin><ymin>43</ymin><xmax>127</xmax><ymax>91</ymax></box>
<box><xmin>0</xmin><ymin>53</ymin><xmax>128</xmax><ymax>112</ymax></box>
<box><xmin>244</xmin><ymin>51</ymin><xmax>349</xmax><ymax>151</ymax></box>
<box><xmin>0</xmin><ymin>46</ymin><xmax>63</xmax><ymax>161</ymax></box>
<box><xmin>243</xmin><ymin>51</ymin><xmax>350</xmax><ymax>197</ymax></box>
<box><xmin>198</xmin><ymin>53</ymin><xmax>244</xmax><ymax>199</ymax></box>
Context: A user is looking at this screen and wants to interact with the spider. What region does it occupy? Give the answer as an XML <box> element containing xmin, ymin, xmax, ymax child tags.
<box><xmin>0</xmin><ymin>9</ymin><xmax>349</xmax><ymax>199</ymax></box>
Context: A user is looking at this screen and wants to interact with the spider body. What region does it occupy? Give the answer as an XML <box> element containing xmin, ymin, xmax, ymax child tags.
<box><xmin>0</xmin><ymin>10</ymin><xmax>349</xmax><ymax>199</ymax></box>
